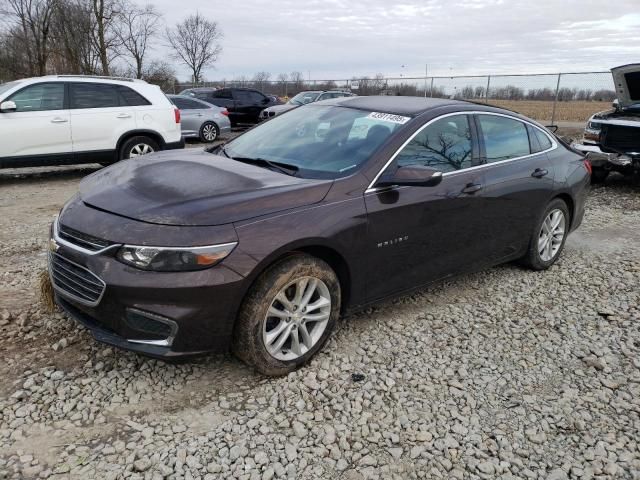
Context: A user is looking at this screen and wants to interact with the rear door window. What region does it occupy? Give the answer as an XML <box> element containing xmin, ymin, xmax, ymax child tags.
<box><xmin>477</xmin><ymin>115</ymin><xmax>530</xmax><ymax>163</ymax></box>
<box><xmin>214</xmin><ymin>89</ymin><xmax>233</xmax><ymax>99</ymax></box>
<box><xmin>8</xmin><ymin>83</ymin><xmax>65</xmax><ymax>112</ymax></box>
<box><xmin>70</xmin><ymin>83</ymin><xmax>119</xmax><ymax>109</ymax></box>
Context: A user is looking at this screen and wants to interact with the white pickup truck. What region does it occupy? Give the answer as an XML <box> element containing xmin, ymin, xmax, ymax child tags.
<box><xmin>573</xmin><ymin>64</ymin><xmax>640</xmax><ymax>183</ymax></box>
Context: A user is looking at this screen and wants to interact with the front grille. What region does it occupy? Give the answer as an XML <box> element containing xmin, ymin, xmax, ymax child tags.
<box><xmin>603</xmin><ymin>125</ymin><xmax>639</xmax><ymax>151</ymax></box>
<box><xmin>58</xmin><ymin>224</ymin><xmax>112</xmax><ymax>252</ymax></box>
<box><xmin>49</xmin><ymin>253</ymin><xmax>106</xmax><ymax>306</ymax></box>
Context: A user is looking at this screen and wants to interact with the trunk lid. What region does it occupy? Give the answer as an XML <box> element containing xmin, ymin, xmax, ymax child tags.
<box><xmin>78</xmin><ymin>149</ymin><xmax>333</xmax><ymax>226</ymax></box>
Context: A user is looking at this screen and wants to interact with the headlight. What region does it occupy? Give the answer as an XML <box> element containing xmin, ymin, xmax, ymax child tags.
<box><xmin>588</xmin><ymin>121</ymin><xmax>601</xmax><ymax>130</ymax></box>
<box><xmin>116</xmin><ymin>242</ymin><xmax>237</xmax><ymax>272</ymax></box>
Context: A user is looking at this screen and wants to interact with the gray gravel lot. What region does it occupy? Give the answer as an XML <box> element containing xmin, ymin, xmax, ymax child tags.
<box><xmin>0</xmin><ymin>149</ymin><xmax>639</xmax><ymax>479</ymax></box>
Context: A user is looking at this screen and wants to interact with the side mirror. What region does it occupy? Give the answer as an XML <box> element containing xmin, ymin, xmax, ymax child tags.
<box><xmin>377</xmin><ymin>165</ymin><xmax>443</xmax><ymax>188</ymax></box>
<box><xmin>0</xmin><ymin>100</ymin><xmax>16</xmax><ymax>112</ymax></box>
<box><xmin>612</xmin><ymin>99</ymin><xmax>620</xmax><ymax>110</ymax></box>
<box><xmin>545</xmin><ymin>125</ymin><xmax>558</xmax><ymax>133</ymax></box>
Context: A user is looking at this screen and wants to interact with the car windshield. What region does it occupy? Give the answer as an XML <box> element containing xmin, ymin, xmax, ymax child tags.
<box><xmin>289</xmin><ymin>92</ymin><xmax>321</xmax><ymax>105</ymax></box>
<box><xmin>0</xmin><ymin>81</ymin><xmax>21</xmax><ymax>97</ymax></box>
<box><xmin>220</xmin><ymin>105</ymin><xmax>407</xmax><ymax>179</ymax></box>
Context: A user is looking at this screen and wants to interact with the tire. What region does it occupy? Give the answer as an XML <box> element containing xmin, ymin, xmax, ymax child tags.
<box><xmin>232</xmin><ymin>254</ymin><xmax>341</xmax><ymax>376</ymax></box>
<box><xmin>590</xmin><ymin>168</ymin><xmax>609</xmax><ymax>184</ymax></box>
<box><xmin>199</xmin><ymin>122</ymin><xmax>219</xmax><ymax>143</ymax></box>
<box><xmin>520</xmin><ymin>198</ymin><xmax>570</xmax><ymax>271</ymax></box>
<box><xmin>119</xmin><ymin>136</ymin><xmax>159</xmax><ymax>161</ymax></box>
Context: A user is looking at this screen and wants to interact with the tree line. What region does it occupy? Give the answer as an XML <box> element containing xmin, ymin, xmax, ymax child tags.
<box><xmin>0</xmin><ymin>0</ymin><xmax>223</xmax><ymax>90</ymax></box>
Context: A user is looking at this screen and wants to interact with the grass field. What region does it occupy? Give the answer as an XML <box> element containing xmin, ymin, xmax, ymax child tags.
<box><xmin>482</xmin><ymin>100</ymin><xmax>610</xmax><ymax>123</ymax></box>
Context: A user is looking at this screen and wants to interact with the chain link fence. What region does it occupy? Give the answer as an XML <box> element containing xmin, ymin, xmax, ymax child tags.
<box><xmin>174</xmin><ymin>71</ymin><xmax>615</xmax><ymax>124</ymax></box>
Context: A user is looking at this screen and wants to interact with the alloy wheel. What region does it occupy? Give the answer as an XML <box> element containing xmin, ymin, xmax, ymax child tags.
<box><xmin>129</xmin><ymin>143</ymin><xmax>154</xmax><ymax>157</ymax></box>
<box><xmin>538</xmin><ymin>208</ymin><xmax>566</xmax><ymax>262</ymax></box>
<box><xmin>263</xmin><ymin>276</ymin><xmax>331</xmax><ymax>361</ymax></box>
<box><xmin>202</xmin><ymin>123</ymin><xmax>217</xmax><ymax>142</ymax></box>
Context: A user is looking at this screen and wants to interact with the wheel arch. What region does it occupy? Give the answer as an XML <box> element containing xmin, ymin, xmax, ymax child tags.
<box><xmin>551</xmin><ymin>192</ymin><xmax>575</xmax><ymax>228</ymax></box>
<box><xmin>116</xmin><ymin>130</ymin><xmax>166</xmax><ymax>157</ymax></box>
<box><xmin>239</xmin><ymin>242</ymin><xmax>353</xmax><ymax>314</ymax></box>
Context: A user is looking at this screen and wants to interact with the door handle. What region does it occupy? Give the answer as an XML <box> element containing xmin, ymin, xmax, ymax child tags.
<box><xmin>116</xmin><ymin>113</ymin><xmax>132</xmax><ymax>119</ymax></box>
<box><xmin>531</xmin><ymin>168</ymin><xmax>548</xmax><ymax>178</ymax></box>
<box><xmin>196</xmin><ymin>113</ymin><xmax>204</xmax><ymax>117</ymax></box>
<box><xmin>51</xmin><ymin>117</ymin><xmax>68</xmax><ymax>123</ymax></box>
<box><xmin>461</xmin><ymin>183</ymin><xmax>482</xmax><ymax>194</ymax></box>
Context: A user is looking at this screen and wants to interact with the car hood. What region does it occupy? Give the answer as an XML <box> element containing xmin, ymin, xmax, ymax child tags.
<box><xmin>611</xmin><ymin>64</ymin><xmax>640</xmax><ymax>108</ymax></box>
<box><xmin>78</xmin><ymin>149</ymin><xmax>333</xmax><ymax>226</ymax></box>
<box><xmin>265</xmin><ymin>104</ymin><xmax>299</xmax><ymax>114</ymax></box>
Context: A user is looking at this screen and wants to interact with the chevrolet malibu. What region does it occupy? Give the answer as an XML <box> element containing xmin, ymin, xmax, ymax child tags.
<box><xmin>49</xmin><ymin>96</ymin><xmax>590</xmax><ymax>376</ymax></box>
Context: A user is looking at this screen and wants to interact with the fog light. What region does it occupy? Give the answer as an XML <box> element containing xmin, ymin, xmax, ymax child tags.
<box><xmin>125</xmin><ymin>309</ymin><xmax>178</xmax><ymax>346</ymax></box>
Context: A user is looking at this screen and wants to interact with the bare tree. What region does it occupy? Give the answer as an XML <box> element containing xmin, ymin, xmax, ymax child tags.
<box><xmin>5</xmin><ymin>0</ymin><xmax>58</xmax><ymax>76</ymax></box>
<box><xmin>116</xmin><ymin>2</ymin><xmax>160</xmax><ymax>78</ymax></box>
<box><xmin>51</xmin><ymin>0</ymin><xmax>99</xmax><ymax>74</ymax></box>
<box><xmin>289</xmin><ymin>71</ymin><xmax>304</xmax><ymax>92</ymax></box>
<box><xmin>90</xmin><ymin>0</ymin><xmax>122</xmax><ymax>75</ymax></box>
<box><xmin>166</xmin><ymin>12</ymin><xmax>222</xmax><ymax>83</ymax></box>
<box><xmin>141</xmin><ymin>59</ymin><xmax>176</xmax><ymax>91</ymax></box>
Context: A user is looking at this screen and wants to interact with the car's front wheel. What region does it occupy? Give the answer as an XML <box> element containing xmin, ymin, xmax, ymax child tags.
<box><xmin>233</xmin><ymin>254</ymin><xmax>341</xmax><ymax>376</ymax></box>
<box><xmin>521</xmin><ymin>198</ymin><xmax>570</xmax><ymax>270</ymax></box>
<box><xmin>119</xmin><ymin>136</ymin><xmax>159</xmax><ymax>160</ymax></box>
<box><xmin>199</xmin><ymin>122</ymin><xmax>219</xmax><ymax>143</ymax></box>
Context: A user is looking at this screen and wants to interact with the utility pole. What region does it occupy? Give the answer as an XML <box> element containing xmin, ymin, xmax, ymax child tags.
<box><xmin>424</xmin><ymin>64</ymin><xmax>428</xmax><ymax>98</ymax></box>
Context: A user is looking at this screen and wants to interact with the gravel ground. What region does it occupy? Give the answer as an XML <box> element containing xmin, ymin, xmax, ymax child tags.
<box><xmin>0</xmin><ymin>152</ymin><xmax>639</xmax><ymax>479</ymax></box>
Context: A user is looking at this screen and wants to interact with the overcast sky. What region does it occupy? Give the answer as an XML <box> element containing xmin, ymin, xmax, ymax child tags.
<box><xmin>149</xmin><ymin>0</ymin><xmax>640</xmax><ymax>81</ymax></box>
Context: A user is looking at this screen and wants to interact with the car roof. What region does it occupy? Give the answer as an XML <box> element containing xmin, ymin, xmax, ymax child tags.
<box><xmin>320</xmin><ymin>96</ymin><xmax>465</xmax><ymax>116</ymax></box>
<box><xmin>183</xmin><ymin>87</ymin><xmax>216</xmax><ymax>92</ymax></box>
<box><xmin>16</xmin><ymin>75</ymin><xmax>148</xmax><ymax>87</ymax></box>
<box><xmin>320</xmin><ymin>95</ymin><xmax>533</xmax><ymax>119</ymax></box>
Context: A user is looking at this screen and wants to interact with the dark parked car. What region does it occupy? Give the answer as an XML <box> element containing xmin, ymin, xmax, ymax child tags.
<box><xmin>573</xmin><ymin>64</ymin><xmax>640</xmax><ymax>183</ymax></box>
<box><xmin>180</xmin><ymin>87</ymin><xmax>278</xmax><ymax>126</ymax></box>
<box><xmin>260</xmin><ymin>90</ymin><xmax>354</xmax><ymax>120</ymax></box>
<box><xmin>49</xmin><ymin>96</ymin><xmax>590</xmax><ymax>375</ymax></box>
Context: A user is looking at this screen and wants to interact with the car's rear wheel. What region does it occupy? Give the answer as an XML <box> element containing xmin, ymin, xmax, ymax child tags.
<box><xmin>119</xmin><ymin>136</ymin><xmax>159</xmax><ymax>161</ymax></box>
<box><xmin>521</xmin><ymin>198</ymin><xmax>570</xmax><ymax>270</ymax></box>
<box><xmin>199</xmin><ymin>122</ymin><xmax>219</xmax><ymax>143</ymax></box>
<box><xmin>233</xmin><ymin>254</ymin><xmax>341</xmax><ymax>376</ymax></box>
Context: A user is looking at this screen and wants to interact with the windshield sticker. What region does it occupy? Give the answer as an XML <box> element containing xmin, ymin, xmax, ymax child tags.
<box><xmin>367</xmin><ymin>112</ymin><xmax>411</xmax><ymax>124</ymax></box>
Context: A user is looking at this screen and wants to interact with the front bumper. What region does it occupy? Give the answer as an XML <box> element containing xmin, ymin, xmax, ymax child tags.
<box><xmin>49</xmin><ymin>205</ymin><xmax>247</xmax><ymax>357</ymax></box>
<box><xmin>572</xmin><ymin>142</ymin><xmax>638</xmax><ymax>170</ymax></box>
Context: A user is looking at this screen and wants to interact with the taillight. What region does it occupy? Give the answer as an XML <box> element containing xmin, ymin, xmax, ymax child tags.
<box><xmin>583</xmin><ymin>158</ymin><xmax>592</xmax><ymax>175</ymax></box>
<box><xmin>174</xmin><ymin>108</ymin><xmax>180</xmax><ymax>124</ymax></box>
<box><xmin>221</xmin><ymin>109</ymin><xmax>229</xmax><ymax>116</ymax></box>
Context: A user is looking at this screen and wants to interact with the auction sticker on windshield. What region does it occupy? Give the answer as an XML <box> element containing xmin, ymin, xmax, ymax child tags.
<box><xmin>367</xmin><ymin>112</ymin><xmax>411</xmax><ymax>124</ymax></box>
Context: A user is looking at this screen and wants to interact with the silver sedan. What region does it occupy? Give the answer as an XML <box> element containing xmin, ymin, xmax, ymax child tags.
<box><xmin>168</xmin><ymin>95</ymin><xmax>232</xmax><ymax>143</ymax></box>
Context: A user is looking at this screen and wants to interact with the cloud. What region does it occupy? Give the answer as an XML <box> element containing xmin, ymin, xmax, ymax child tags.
<box><xmin>148</xmin><ymin>0</ymin><xmax>640</xmax><ymax>81</ymax></box>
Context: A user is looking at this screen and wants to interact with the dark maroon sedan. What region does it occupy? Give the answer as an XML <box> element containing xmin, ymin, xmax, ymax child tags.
<box><xmin>49</xmin><ymin>96</ymin><xmax>590</xmax><ymax>375</ymax></box>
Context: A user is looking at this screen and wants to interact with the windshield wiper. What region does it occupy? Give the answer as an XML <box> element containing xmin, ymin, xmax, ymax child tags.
<box><xmin>230</xmin><ymin>155</ymin><xmax>299</xmax><ymax>176</ymax></box>
<box><xmin>218</xmin><ymin>146</ymin><xmax>298</xmax><ymax>176</ymax></box>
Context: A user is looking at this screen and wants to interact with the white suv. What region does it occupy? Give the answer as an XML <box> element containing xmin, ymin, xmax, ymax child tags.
<box><xmin>0</xmin><ymin>75</ymin><xmax>184</xmax><ymax>168</ymax></box>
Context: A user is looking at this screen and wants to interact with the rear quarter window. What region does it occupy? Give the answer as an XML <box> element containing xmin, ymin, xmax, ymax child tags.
<box><xmin>117</xmin><ymin>86</ymin><xmax>150</xmax><ymax>106</ymax></box>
